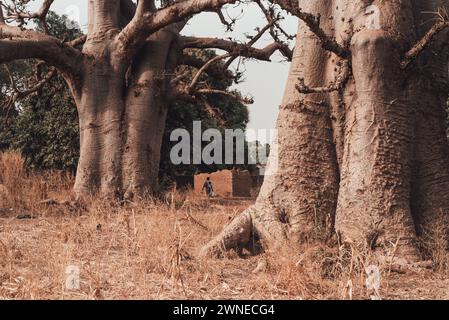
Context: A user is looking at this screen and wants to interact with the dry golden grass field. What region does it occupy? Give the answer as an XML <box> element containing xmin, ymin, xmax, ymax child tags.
<box><xmin>1</xmin><ymin>152</ymin><xmax>449</xmax><ymax>300</ymax></box>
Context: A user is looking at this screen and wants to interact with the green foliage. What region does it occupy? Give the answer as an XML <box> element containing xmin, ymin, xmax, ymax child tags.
<box><xmin>0</xmin><ymin>12</ymin><xmax>82</xmax><ymax>171</ymax></box>
<box><xmin>8</xmin><ymin>76</ymin><xmax>80</xmax><ymax>171</ymax></box>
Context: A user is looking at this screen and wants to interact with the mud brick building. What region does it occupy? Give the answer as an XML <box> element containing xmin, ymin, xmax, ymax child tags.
<box><xmin>194</xmin><ymin>170</ymin><xmax>252</xmax><ymax>198</ymax></box>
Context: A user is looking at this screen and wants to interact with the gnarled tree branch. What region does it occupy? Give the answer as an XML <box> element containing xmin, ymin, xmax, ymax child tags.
<box><xmin>2</xmin><ymin>63</ymin><xmax>56</xmax><ymax>109</ymax></box>
<box><xmin>180</xmin><ymin>36</ymin><xmax>290</xmax><ymax>61</ymax></box>
<box><xmin>268</xmin><ymin>0</ymin><xmax>350</xmax><ymax>58</ymax></box>
<box><xmin>115</xmin><ymin>0</ymin><xmax>237</xmax><ymax>61</ymax></box>
<box><xmin>0</xmin><ymin>24</ymin><xmax>84</xmax><ymax>76</ymax></box>
<box><xmin>296</xmin><ymin>60</ymin><xmax>350</xmax><ymax>94</ymax></box>
<box><xmin>401</xmin><ymin>18</ymin><xmax>449</xmax><ymax>69</ymax></box>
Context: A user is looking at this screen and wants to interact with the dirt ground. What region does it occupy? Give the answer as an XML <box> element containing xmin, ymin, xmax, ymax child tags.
<box><xmin>1</xmin><ymin>196</ymin><xmax>449</xmax><ymax>300</ymax></box>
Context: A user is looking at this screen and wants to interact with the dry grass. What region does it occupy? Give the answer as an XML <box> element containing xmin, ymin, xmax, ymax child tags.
<box><xmin>0</xmin><ymin>152</ymin><xmax>74</xmax><ymax>214</ymax></box>
<box><xmin>1</xmin><ymin>151</ymin><xmax>449</xmax><ymax>300</ymax></box>
<box><xmin>418</xmin><ymin>211</ymin><xmax>449</xmax><ymax>273</ymax></box>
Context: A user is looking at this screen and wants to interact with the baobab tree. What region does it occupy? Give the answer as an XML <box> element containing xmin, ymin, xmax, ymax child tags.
<box><xmin>0</xmin><ymin>0</ymin><xmax>291</xmax><ymax>197</ymax></box>
<box><xmin>202</xmin><ymin>0</ymin><xmax>449</xmax><ymax>263</ymax></box>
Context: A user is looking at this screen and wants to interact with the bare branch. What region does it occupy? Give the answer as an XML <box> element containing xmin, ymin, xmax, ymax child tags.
<box><xmin>175</xmin><ymin>85</ymin><xmax>253</xmax><ymax>105</ymax></box>
<box><xmin>268</xmin><ymin>0</ymin><xmax>350</xmax><ymax>59</ymax></box>
<box><xmin>214</xmin><ymin>9</ymin><xmax>235</xmax><ymax>31</ymax></box>
<box><xmin>401</xmin><ymin>17</ymin><xmax>449</xmax><ymax>69</ymax></box>
<box><xmin>2</xmin><ymin>63</ymin><xmax>56</xmax><ymax>109</ymax></box>
<box><xmin>188</xmin><ymin>53</ymin><xmax>231</xmax><ymax>93</ymax></box>
<box><xmin>255</xmin><ymin>0</ymin><xmax>295</xmax><ymax>41</ymax></box>
<box><xmin>115</xmin><ymin>0</ymin><xmax>237</xmax><ymax>61</ymax></box>
<box><xmin>296</xmin><ymin>60</ymin><xmax>350</xmax><ymax>94</ymax></box>
<box><xmin>22</xmin><ymin>65</ymin><xmax>56</xmax><ymax>97</ymax></box>
<box><xmin>196</xmin><ymin>88</ymin><xmax>254</xmax><ymax>104</ymax></box>
<box><xmin>177</xmin><ymin>15</ymin><xmax>290</xmax><ymax>107</ymax></box>
<box><xmin>1</xmin><ymin>0</ymin><xmax>54</xmax><ymax>32</ymax></box>
<box><xmin>180</xmin><ymin>36</ymin><xmax>290</xmax><ymax>61</ymax></box>
<box><xmin>0</xmin><ymin>24</ymin><xmax>84</xmax><ymax>76</ymax></box>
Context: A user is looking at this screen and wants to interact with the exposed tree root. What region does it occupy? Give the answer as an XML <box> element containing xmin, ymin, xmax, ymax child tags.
<box><xmin>200</xmin><ymin>209</ymin><xmax>254</xmax><ymax>257</ymax></box>
<box><xmin>200</xmin><ymin>209</ymin><xmax>424</xmax><ymax>265</ymax></box>
<box><xmin>200</xmin><ymin>199</ymin><xmax>294</xmax><ymax>257</ymax></box>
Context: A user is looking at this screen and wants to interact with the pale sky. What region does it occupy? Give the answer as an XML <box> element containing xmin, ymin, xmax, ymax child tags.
<box><xmin>32</xmin><ymin>1</ymin><xmax>298</xmax><ymax>143</ymax></box>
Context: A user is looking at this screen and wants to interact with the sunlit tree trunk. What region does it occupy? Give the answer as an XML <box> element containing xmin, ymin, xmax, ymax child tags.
<box><xmin>202</xmin><ymin>0</ymin><xmax>449</xmax><ymax>262</ymax></box>
<box><xmin>71</xmin><ymin>2</ymin><xmax>182</xmax><ymax>198</ymax></box>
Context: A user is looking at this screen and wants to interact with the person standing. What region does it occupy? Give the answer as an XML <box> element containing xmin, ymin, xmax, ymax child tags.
<box><xmin>202</xmin><ymin>177</ymin><xmax>214</xmax><ymax>198</ymax></box>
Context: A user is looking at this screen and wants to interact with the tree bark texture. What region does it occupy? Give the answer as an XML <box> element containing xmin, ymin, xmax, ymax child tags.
<box><xmin>202</xmin><ymin>0</ymin><xmax>449</xmax><ymax>262</ymax></box>
<box><xmin>71</xmin><ymin>1</ymin><xmax>178</xmax><ymax>197</ymax></box>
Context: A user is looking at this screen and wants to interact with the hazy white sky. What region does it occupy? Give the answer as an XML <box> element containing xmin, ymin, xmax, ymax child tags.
<box><xmin>32</xmin><ymin>1</ymin><xmax>298</xmax><ymax>142</ymax></box>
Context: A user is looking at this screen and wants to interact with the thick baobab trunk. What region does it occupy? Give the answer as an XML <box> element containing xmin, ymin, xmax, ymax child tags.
<box><xmin>335</xmin><ymin>1</ymin><xmax>420</xmax><ymax>260</ymax></box>
<box><xmin>410</xmin><ymin>0</ymin><xmax>449</xmax><ymax>240</ymax></box>
<box><xmin>71</xmin><ymin>1</ymin><xmax>178</xmax><ymax>198</ymax></box>
<box><xmin>73</xmin><ymin>44</ymin><xmax>175</xmax><ymax>197</ymax></box>
<box><xmin>202</xmin><ymin>0</ymin><xmax>449</xmax><ymax>261</ymax></box>
<box><xmin>74</xmin><ymin>63</ymin><xmax>125</xmax><ymax>197</ymax></box>
<box><xmin>122</xmin><ymin>30</ymin><xmax>177</xmax><ymax>197</ymax></box>
<box><xmin>201</xmin><ymin>0</ymin><xmax>340</xmax><ymax>256</ymax></box>
<box><xmin>73</xmin><ymin>0</ymin><xmax>125</xmax><ymax>197</ymax></box>
<box><xmin>335</xmin><ymin>0</ymin><xmax>449</xmax><ymax>259</ymax></box>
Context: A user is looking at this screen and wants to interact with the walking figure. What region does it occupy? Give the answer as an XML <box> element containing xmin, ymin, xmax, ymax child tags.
<box><xmin>202</xmin><ymin>177</ymin><xmax>214</xmax><ymax>198</ymax></box>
